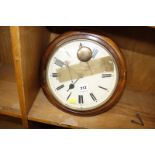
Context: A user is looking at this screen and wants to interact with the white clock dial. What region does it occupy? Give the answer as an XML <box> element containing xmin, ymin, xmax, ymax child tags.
<box><xmin>46</xmin><ymin>39</ymin><xmax>119</xmax><ymax>111</ymax></box>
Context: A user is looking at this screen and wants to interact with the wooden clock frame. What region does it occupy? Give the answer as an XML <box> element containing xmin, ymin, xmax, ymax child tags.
<box><xmin>41</xmin><ymin>31</ymin><xmax>126</xmax><ymax>116</ymax></box>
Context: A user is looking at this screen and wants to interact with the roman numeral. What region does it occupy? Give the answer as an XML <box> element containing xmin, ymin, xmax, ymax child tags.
<box><xmin>90</xmin><ymin>93</ymin><xmax>97</xmax><ymax>101</ymax></box>
<box><xmin>79</xmin><ymin>43</ymin><xmax>83</xmax><ymax>48</ymax></box>
<box><xmin>92</xmin><ymin>49</ymin><xmax>98</xmax><ymax>58</ymax></box>
<box><xmin>66</xmin><ymin>92</ymin><xmax>72</xmax><ymax>101</ymax></box>
<box><xmin>52</xmin><ymin>73</ymin><xmax>58</xmax><ymax>77</ymax></box>
<box><xmin>98</xmin><ymin>86</ymin><xmax>108</xmax><ymax>91</ymax></box>
<box><xmin>78</xmin><ymin>95</ymin><xmax>83</xmax><ymax>104</ymax></box>
<box><xmin>56</xmin><ymin>84</ymin><xmax>64</xmax><ymax>90</ymax></box>
<box><xmin>54</xmin><ymin>58</ymin><xmax>64</xmax><ymax>67</ymax></box>
<box><xmin>102</xmin><ymin>74</ymin><xmax>112</xmax><ymax>78</ymax></box>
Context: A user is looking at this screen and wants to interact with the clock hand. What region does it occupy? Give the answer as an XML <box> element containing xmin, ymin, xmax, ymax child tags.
<box><xmin>67</xmin><ymin>83</ymin><xmax>74</xmax><ymax>92</ymax></box>
<box><xmin>74</xmin><ymin>78</ymin><xmax>80</xmax><ymax>84</ymax></box>
<box><xmin>67</xmin><ymin>78</ymin><xmax>80</xmax><ymax>92</ymax></box>
<box><xmin>79</xmin><ymin>43</ymin><xmax>82</xmax><ymax>49</ymax></box>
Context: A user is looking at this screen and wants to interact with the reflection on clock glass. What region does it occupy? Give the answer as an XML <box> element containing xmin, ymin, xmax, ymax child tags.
<box><xmin>46</xmin><ymin>39</ymin><xmax>118</xmax><ymax>111</ymax></box>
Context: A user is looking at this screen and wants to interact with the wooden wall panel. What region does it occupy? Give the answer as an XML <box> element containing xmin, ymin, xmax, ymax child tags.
<box><xmin>10</xmin><ymin>26</ymin><xmax>50</xmax><ymax>127</ymax></box>
<box><xmin>47</xmin><ymin>27</ymin><xmax>155</xmax><ymax>56</ymax></box>
<box><xmin>0</xmin><ymin>26</ymin><xmax>13</xmax><ymax>64</ymax></box>
<box><xmin>94</xmin><ymin>27</ymin><xmax>155</xmax><ymax>94</ymax></box>
<box><xmin>123</xmin><ymin>49</ymin><xmax>155</xmax><ymax>94</ymax></box>
<box><xmin>19</xmin><ymin>26</ymin><xmax>50</xmax><ymax>113</ymax></box>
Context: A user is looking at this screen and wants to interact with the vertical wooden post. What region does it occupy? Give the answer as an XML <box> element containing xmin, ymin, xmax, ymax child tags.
<box><xmin>10</xmin><ymin>26</ymin><xmax>50</xmax><ymax>128</ymax></box>
<box><xmin>10</xmin><ymin>26</ymin><xmax>29</xmax><ymax>128</ymax></box>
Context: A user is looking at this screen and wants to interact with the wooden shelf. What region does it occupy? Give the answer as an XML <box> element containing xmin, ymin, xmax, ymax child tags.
<box><xmin>0</xmin><ymin>64</ymin><xmax>21</xmax><ymax>118</ymax></box>
<box><xmin>28</xmin><ymin>46</ymin><xmax>155</xmax><ymax>128</ymax></box>
<box><xmin>28</xmin><ymin>88</ymin><xmax>155</xmax><ymax>128</ymax></box>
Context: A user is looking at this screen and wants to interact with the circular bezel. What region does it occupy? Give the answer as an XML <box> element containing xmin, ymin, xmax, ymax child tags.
<box><xmin>41</xmin><ymin>31</ymin><xmax>126</xmax><ymax>116</ymax></box>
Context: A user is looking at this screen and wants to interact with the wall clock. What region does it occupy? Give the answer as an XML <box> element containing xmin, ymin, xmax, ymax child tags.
<box><xmin>41</xmin><ymin>31</ymin><xmax>126</xmax><ymax>116</ymax></box>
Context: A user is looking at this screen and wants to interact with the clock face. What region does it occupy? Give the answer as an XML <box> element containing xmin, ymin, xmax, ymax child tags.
<box><xmin>42</xmin><ymin>32</ymin><xmax>126</xmax><ymax>115</ymax></box>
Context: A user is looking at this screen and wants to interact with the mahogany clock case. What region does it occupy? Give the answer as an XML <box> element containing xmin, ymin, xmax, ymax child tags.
<box><xmin>41</xmin><ymin>31</ymin><xmax>126</xmax><ymax>116</ymax></box>
<box><xmin>0</xmin><ymin>26</ymin><xmax>155</xmax><ymax>128</ymax></box>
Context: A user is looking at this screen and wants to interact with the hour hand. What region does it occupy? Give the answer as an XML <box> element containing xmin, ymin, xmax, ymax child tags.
<box><xmin>67</xmin><ymin>83</ymin><xmax>74</xmax><ymax>92</ymax></box>
<box><xmin>67</xmin><ymin>78</ymin><xmax>80</xmax><ymax>92</ymax></box>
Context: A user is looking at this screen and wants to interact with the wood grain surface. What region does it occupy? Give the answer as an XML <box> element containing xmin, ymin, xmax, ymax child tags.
<box><xmin>0</xmin><ymin>64</ymin><xmax>21</xmax><ymax>118</ymax></box>
<box><xmin>0</xmin><ymin>27</ymin><xmax>13</xmax><ymax>65</ymax></box>
<box><xmin>28</xmin><ymin>88</ymin><xmax>155</xmax><ymax>128</ymax></box>
<box><xmin>10</xmin><ymin>26</ymin><xmax>50</xmax><ymax>127</ymax></box>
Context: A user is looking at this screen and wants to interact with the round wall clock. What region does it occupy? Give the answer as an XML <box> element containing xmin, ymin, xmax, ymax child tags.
<box><xmin>41</xmin><ymin>31</ymin><xmax>126</xmax><ymax>116</ymax></box>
